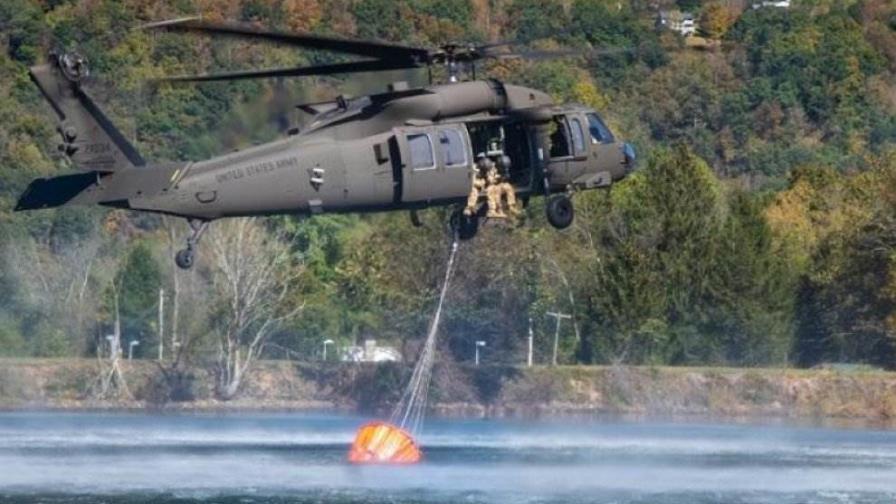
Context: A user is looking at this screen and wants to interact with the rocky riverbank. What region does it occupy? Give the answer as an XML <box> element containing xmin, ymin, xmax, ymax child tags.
<box><xmin>2</xmin><ymin>358</ymin><xmax>895</xmax><ymax>423</ymax></box>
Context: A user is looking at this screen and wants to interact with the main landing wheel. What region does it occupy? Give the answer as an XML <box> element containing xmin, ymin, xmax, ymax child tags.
<box><xmin>448</xmin><ymin>209</ymin><xmax>479</xmax><ymax>241</ymax></box>
<box><xmin>174</xmin><ymin>219</ymin><xmax>210</xmax><ymax>270</ymax></box>
<box><xmin>545</xmin><ymin>194</ymin><xmax>574</xmax><ymax>230</ymax></box>
<box><xmin>175</xmin><ymin>248</ymin><xmax>195</xmax><ymax>270</ymax></box>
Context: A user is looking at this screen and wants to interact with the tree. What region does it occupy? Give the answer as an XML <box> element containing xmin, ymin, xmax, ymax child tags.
<box><xmin>151</xmin><ymin>216</ymin><xmax>215</xmax><ymax>403</ymax></box>
<box><xmin>508</xmin><ymin>0</ymin><xmax>567</xmax><ymax>42</ymax></box>
<box><xmin>5</xmin><ymin>215</ymin><xmax>110</xmax><ymax>357</ymax></box>
<box><xmin>352</xmin><ymin>0</ymin><xmax>413</xmax><ymax>41</ymax></box>
<box><xmin>205</xmin><ymin>218</ymin><xmax>303</xmax><ymax>399</ymax></box>
<box><xmin>779</xmin><ymin>160</ymin><xmax>896</xmax><ymax>368</ymax></box>
<box><xmin>0</xmin><ymin>0</ymin><xmax>44</xmax><ymax>63</ymax></box>
<box><xmin>282</xmin><ymin>0</ymin><xmax>322</xmax><ymax>32</ymax></box>
<box><xmin>573</xmin><ymin>146</ymin><xmax>795</xmax><ymax>365</ymax></box>
<box><xmin>112</xmin><ymin>241</ymin><xmax>163</xmax><ymax>359</ymax></box>
<box><xmin>700</xmin><ymin>3</ymin><xmax>738</xmax><ymax>39</ymax></box>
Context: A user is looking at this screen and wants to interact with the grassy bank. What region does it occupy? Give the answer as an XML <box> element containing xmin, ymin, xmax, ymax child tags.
<box><xmin>1</xmin><ymin>358</ymin><xmax>895</xmax><ymax>423</ymax></box>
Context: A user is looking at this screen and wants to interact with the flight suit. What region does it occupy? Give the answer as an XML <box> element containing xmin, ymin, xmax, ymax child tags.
<box><xmin>485</xmin><ymin>163</ymin><xmax>506</xmax><ymax>218</ymax></box>
<box><xmin>496</xmin><ymin>176</ymin><xmax>519</xmax><ymax>216</ymax></box>
<box><xmin>464</xmin><ymin>163</ymin><xmax>487</xmax><ymax>216</ymax></box>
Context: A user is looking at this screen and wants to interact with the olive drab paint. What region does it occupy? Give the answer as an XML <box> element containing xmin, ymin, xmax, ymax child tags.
<box><xmin>16</xmin><ymin>30</ymin><xmax>636</xmax><ymax>270</ymax></box>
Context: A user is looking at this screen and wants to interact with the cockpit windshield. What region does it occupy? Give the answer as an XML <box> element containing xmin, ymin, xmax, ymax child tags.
<box><xmin>586</xmin><ymin>113</ymin><xmax>614</xmax><ymax>144</ymax></box>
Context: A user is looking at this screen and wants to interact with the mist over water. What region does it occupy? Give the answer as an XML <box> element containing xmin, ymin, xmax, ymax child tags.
<box><xmin>1</xmin><ymin>412</ymin><xmax>894</xmax><ymax>503</ymax></box>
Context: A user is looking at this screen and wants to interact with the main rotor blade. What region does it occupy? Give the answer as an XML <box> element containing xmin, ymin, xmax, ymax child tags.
<box><xmin>157</xmin><ymin>59</ymin><xmax>423</xmax><ymax>83</ymax></box>
<box><xmin>472</xmin><ymin>32</ymin><xmax>578</xmax><ymax>51</ymax></box>
<box><xmin>142</xmin><ymin>18</ymin><xmax>431</xmax><ymax>63</ymax></box>
<box><xmin>484</xmin><ymin>47</ymin><xmax>633</xmax><ymax>61</ymax></box>
<box><xmin>475</xmin><ymin>39</ymin><xmax>523</xmax><ymax>51</ymax></box>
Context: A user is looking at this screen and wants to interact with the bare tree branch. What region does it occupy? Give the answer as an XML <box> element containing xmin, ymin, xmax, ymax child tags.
<box><xmin>205</xmin><ymin>217</ymin><xmax>303</xmax><ymax>399</ymax></box>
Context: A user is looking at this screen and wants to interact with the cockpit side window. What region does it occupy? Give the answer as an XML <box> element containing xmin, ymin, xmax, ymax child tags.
<box><xmin>549</xmin><ymin>116</ymin><xmax>571</xmax><ymax>158</ymax></box>
<box><xmin>570</xmin><ymin>118</ymin><xmax>586</xmax><ymax>155</ymax></box>
<box><xmin>439</xmin><ymin>129</ymin><xmax>467</xmax><ymax>167</ymax></box>
<box><xmin>587</xmin><ymin>113</ymin><xmax>614</xmax><ymax>144</ymax></box>
<box><xmin>408</xmin><ymin>133</ymin><xmax>435</xmax><ymax>170</ymax></box>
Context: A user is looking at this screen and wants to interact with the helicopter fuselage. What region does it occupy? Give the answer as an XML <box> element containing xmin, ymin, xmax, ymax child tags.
<box><xmin>31</xmin><ymin>80</ymin><xmax>633</xmax><ymax>220</ymax></box>
<box><xmin>16</xmin><ymin>56</ymin><xmax>634</xmax><ymax>268</ymax></box>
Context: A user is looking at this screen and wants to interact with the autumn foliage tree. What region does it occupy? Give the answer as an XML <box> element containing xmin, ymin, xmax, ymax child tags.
<box><xmin>700</xmin><ymin>2</ymin><xmax>739</xmax><ymax>39</ymax></box>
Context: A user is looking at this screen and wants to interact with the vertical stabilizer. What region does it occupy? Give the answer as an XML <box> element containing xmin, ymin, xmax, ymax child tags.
<box><xmin>30</xmin><ymin>52</ymin><xmax>145</xmax><ymax>172</ymax></box>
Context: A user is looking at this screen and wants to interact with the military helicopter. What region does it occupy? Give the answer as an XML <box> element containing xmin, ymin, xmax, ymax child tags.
<box><xmin>15</xmin><ymin>18</ymin><xmax>636</xmax><ymax>269</ymax></box>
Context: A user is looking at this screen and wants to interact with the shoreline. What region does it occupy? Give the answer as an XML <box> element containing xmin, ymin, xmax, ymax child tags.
<box><xmin>2</xmin><ymin>358</ymin><xmax>895</xmax><ymax>426</ymax></box>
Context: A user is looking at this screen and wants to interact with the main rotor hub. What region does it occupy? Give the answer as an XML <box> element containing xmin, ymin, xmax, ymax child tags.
<box><xmin>430</xmin><ymin>44</ymin><xmax>481</xmax><ymax>82</ymax></box>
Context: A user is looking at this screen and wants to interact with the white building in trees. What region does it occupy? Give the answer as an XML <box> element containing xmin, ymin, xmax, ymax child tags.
<box><xmin>657</xmin><ymin>10</ymin><xmax>698</xmax><ymax>37</ymax></box>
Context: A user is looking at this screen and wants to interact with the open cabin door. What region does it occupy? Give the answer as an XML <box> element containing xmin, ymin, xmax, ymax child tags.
<box><xmin>396</xmin><ymin>124</ymin><xmax>473</xmax><ymax>204</ymax></box>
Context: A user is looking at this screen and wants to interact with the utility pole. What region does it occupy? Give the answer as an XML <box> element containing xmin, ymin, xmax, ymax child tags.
<box><xmin>171</xmin><ymin>272</ymin><xmax>179</xmax><ymax>359</ymax></box>
<box><xmin>157</xmin><ymin>288</ymin><xmax>165</xmax><ymax>361</ymax></box>
<box><xmin>527</xmin><ymin>317</ymin><xmax>534</xmax><ymax>367</ymax></box>
<box><xmin>546</xmin><ymin>311</ymin><xmax>571</xmax><ymax>366</ymax></box>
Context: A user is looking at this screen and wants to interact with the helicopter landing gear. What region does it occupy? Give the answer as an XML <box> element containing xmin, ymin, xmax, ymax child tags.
<box><xmin>545</xmin><ymin>194</ymin><xmax>574</xmax><ymax>230</ymax></box>
<box><xmin>448</xmin><ymin>208</ymin><xmax>479</xmax><ymax>241</ymax></box>
<box><xmin>175</xmin><ymin>219</ymin><xmax>210</xmax><ymax>270</ymax></box>
<box><xmin>175</xmin><ymin>249</ymin><xmax>195</xmax><ymax>270</ymax></box>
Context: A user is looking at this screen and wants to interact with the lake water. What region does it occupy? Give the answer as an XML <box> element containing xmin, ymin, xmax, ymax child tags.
<box><xmin>0</xmin><ymin>412</ymin><xmax>894</xmax><ymax>503</ymax></box>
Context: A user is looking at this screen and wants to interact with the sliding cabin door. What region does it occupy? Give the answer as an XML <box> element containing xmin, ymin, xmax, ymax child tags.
<box><xmin>396</xmin><ymin>125</ymin><xmax>473</xmax><ymax>205</ymax></box>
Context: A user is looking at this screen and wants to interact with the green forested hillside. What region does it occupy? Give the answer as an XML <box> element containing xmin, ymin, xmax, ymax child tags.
<box><xmin>0</xmin><ymin>0</ymin><xmax>893</xmax><ymax>390</ymax></box>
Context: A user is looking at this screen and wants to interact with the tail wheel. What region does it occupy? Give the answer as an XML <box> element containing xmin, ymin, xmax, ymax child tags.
<box><xmin>545</xmin><ymin>194</ymin><xmax>574</xmax><ymax>229</ymax></box>
<box><xmin>449</xmin><ymin>209</ymin><xmax>479</xmax><ymax>241</ymax></box>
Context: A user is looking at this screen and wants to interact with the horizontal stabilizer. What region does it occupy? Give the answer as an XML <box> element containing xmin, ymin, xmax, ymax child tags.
<box><xmin>15</xmin><ymin>172</ymin><xmax>99</xmax><ymax>211</ymax></box>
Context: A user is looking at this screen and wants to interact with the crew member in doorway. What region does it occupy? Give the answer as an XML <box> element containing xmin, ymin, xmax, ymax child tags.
<box><xmin>484</xmin><ymin>162</ymin><xmax>504</xmax><ymax>218</ymax></box>
<box><xmin>466</xmin><ymin>149</ymin><xmax>519</xmax><ymax>219</ymax></box>
<box><xmin>464</xmin><ymin>153</ymin><xmax>489</xmax><ymax>217</ymax></box>
<box><xmin>494</xmin><ymin>155</ymin><xmax>519</xmax><ymax>218</ymax></box>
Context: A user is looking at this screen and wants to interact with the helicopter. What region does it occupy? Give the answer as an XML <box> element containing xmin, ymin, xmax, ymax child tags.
<box><xmin>15</xmin><ymin>18</ymin><xmax>636</xmax><ymax>269</ymax></box>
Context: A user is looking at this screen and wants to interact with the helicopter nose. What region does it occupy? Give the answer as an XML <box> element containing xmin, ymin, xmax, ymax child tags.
<box><xmin>622</xmin><ymin>142</ymin><xmax>636</xmax><ymax>172</ymax></box>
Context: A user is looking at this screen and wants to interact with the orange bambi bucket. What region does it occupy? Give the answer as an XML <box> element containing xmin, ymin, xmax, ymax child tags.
<box><xmin>347</xmin><ymin>421</ymin><xmax>422</xmax><ymax>464</ymax></box>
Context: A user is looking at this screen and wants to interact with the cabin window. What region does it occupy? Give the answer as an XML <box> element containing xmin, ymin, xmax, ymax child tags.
<box><xmin>570</xmin><ymin>118</ymin><xmax>586</xmax><ymax>155</ymax></box>
<box><xmin>587</xmin><ymin>113</ymin><xmax>614</xmax><ymax>144</ymax></box>
<box><xmin>439</xmin><ymin>129</ymin><xmax>467</xmax><ymax>167</ymax></box>
<box><xmin>549</xmin><ymin>116</ymin><xmax>571</xmax><ymax>158</ymax></box>
<box><xmin>408</xmin><ymin>133</ymin><xmax>435</xmax><ymax>170</ymax></box>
